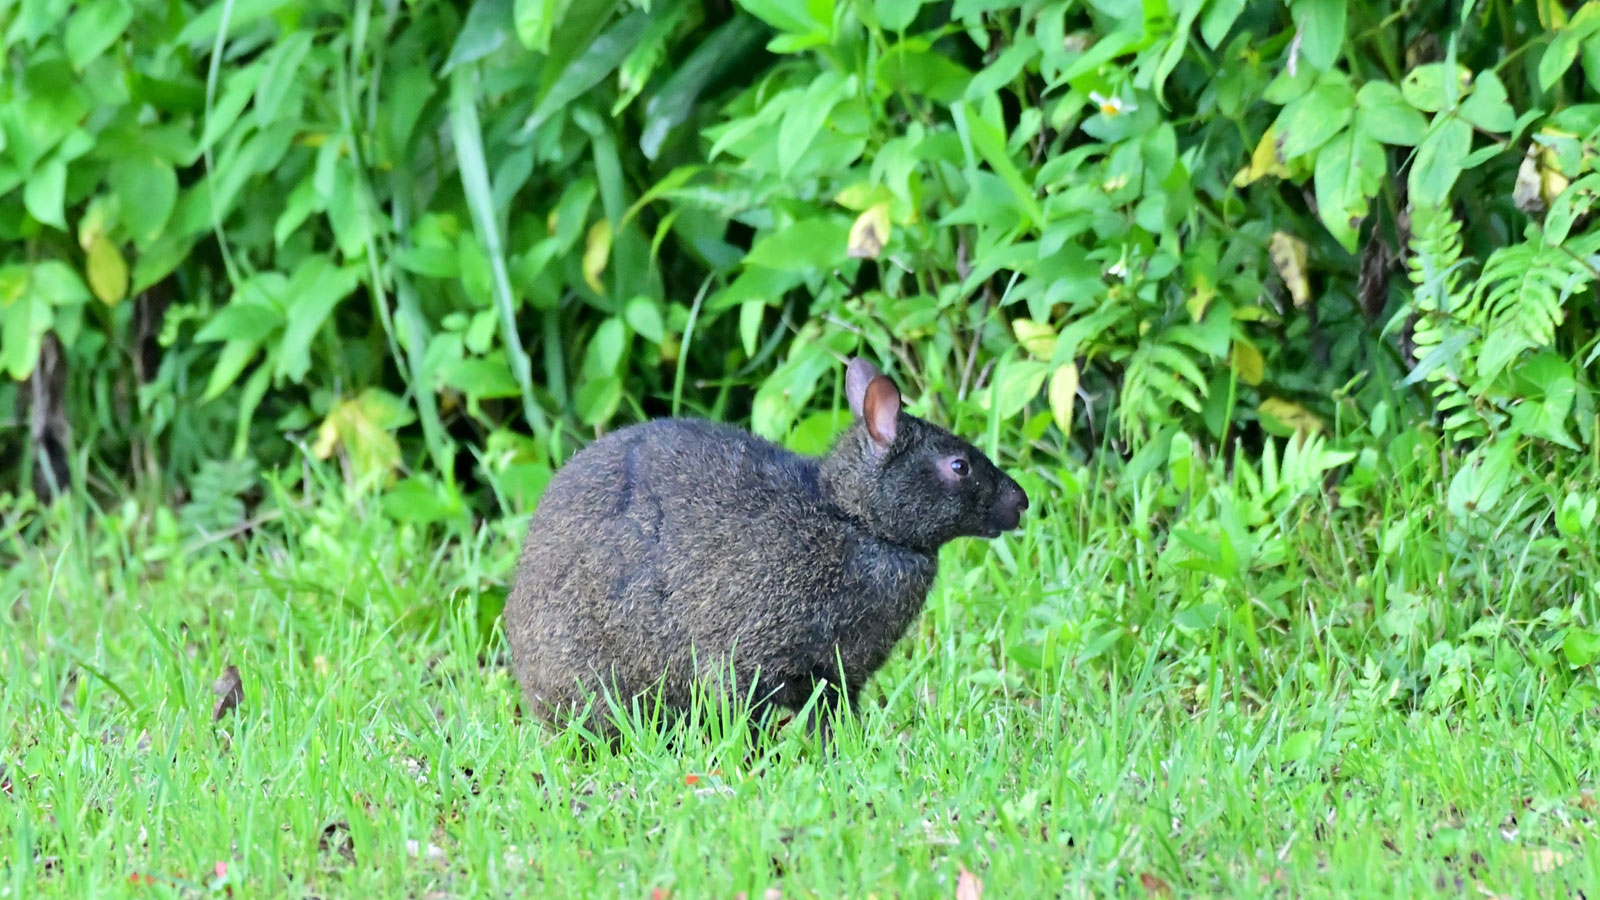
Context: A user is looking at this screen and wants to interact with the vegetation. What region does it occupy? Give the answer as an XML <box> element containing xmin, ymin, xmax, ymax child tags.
<box><xmin>4</xmin><ymin>459</ymin><xmax>1598</xmax><ymax>897</ymax></box>
<box><xmin>3</xmin><ymin>0</ymin><xmax>1600</xmax><ymax>895</ymax></box>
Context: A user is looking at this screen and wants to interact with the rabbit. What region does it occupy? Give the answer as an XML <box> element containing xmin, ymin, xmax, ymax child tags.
<box><xmin>503</xmin><ymin>357</ymin><xmax>1028</xmax><ymax>742</ymax></box>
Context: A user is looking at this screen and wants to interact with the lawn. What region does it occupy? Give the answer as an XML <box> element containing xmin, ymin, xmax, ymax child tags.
<box><xmin>2</xmin><ymin>449</ymin><xmax>1597</xmax><ymax>899</ymax></box>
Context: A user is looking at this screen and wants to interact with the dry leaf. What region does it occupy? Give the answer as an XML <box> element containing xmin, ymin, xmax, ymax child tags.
<box><xmin>1268</xmin><ymin>231</ymin><xmax>1311</xmax><ymax>307</ymax></box>
<box><xmin>1512</xmin><ymin>147</ymin><xmax>1544</xmax><ymax>215</ymax></box>
<box><xmin>955</xmin><ymin>866</ymin><xmax>983</xmax><ymax>900</ymax></box>
<box><xmin>211</xmin><ymin>665</ymin><xmax>242</xmax><ymax>723</ymax></box>
<box><xmin>1356</xmin><ymin>235</ymin><xmax>1395</xmax><ymax>321</ymax></box>
<box><xmin>847</xmin><ymin>202</ymin><xmax>891</xmax><ymax>259</ymax></box>
<box><xmin>1139</xmin><ymin>872</ymin><xmax>1174</xmax><ymax>896</ymax></box>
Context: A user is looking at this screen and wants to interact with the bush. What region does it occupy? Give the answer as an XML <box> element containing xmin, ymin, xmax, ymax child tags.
<box><xmin>2</xmin><ymin>0</ymin><xmax>1598</xmax><ymax>530</ymax></box>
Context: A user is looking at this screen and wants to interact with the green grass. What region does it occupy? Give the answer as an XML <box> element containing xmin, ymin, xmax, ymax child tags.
<box><xmin>2</xmin><ymin>450</ymin><xmax>1598</xmax><ymax>899</ymax></box>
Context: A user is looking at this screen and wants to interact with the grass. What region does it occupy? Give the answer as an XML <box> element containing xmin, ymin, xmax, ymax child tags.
<box><xmin>2</xmin><ymin>444</ymin><xmax>1598</xmax><ymax>899</ymax></box>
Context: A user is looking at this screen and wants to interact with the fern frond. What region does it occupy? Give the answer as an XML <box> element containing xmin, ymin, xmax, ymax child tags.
<box><xmin>1404</xmin><ymin>204</ymin><xmax>1494</xmax><ymax>443</ymax></box>
<box><xmin>1119</xmin><ymin>330</ymin><xmax>1208</xmax><ymax>440</ymax></box>
<box><xmin>1470</xmin><ymin>233</ymin><xmax>1598</xmax><ymax>386</ymax></box>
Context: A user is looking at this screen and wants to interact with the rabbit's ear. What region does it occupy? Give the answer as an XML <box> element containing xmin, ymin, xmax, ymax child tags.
<box><xmin>846</xmin><ymin>357</ymin><xmax>882</xmax><ymax>417</ymax></box>
<box><xmin>862</xmin><ymin>376</ymin><xmax>900</xmax><ymax>452</ymax></box>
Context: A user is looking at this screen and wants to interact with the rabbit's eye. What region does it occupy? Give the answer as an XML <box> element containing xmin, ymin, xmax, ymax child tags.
<box><xmin>949</xmin><ymin>458</ymin><xmax>970</xmax><ymax>477</ymax></box>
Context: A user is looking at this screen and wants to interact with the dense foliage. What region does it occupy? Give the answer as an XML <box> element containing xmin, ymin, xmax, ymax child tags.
<box><xmin>4</xmin><ymin>1</ymin><xmax>1600</xmax><ymax>678</ymax></box>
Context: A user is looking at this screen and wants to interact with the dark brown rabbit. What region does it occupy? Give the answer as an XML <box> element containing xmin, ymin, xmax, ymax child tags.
<box><xmin>503</xmin><ymin>357</ymin><xmax>1027</xmax><ymax>741</ymax></box>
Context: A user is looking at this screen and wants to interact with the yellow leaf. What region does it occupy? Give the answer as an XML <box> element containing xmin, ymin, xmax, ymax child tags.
<box><xmin>582</xmin><ymin>219</ymin><xmax>612</xmax><ymax>293</ymax></box>
<box><xmin>1011</xmin><ymin>318</ymin><xmax>1058</xmax><ymax>360</ymax></box>
<box><xmin>833</xmin><ymin>182</ymin><xmax>888</xmax><ymax>211</ymax></box>
<box><xmin>1539</xmin><ymin>143</ymin><xmax>1570</xmax><ymax>205</ymax></box>
<box><xmin>77</xmin><ymin>200</ymin><xmax>112</xmax><ymax>253</ymax></box>
<box><xmin>1186</xmin><ymin>274</ymin><xmax>1215</xmax><ymax>322</ymax></box>
<box><xmin>313</xmin><ymin>389</ymin><xmax>407</xmax><ymax>489</ymax></box>
<box><xmin>1268</xmin><ymin>232</ymin><xmax>1311</xmax><ymax>307</ymax></box>
<box><xmin>86</xmin><ymin>232</ymin><xmax>129</xmax><ymax>305</ymax></box>
<box><xmin>1258</xmin><ymin>397</ymin><xmax>1323</xmax><ymax>436</ymax></box>
<box><xmin>1048</xmin><ymin>362</ymin><xmax>1079</xmax><ymax>436</ymax></box>
<box><xmin>847</xmin><ymin>202</ymin><xmax>891</xmax><ymax>259</ymax></box>
<box><xmin>1231</xmin><ymin>339</ymin><xmax>1264</xmax><ymax>385</ymax></box>
<box><xmin>1232</xmin><ymin>124</ymin><xmax>1291</xmax><ymax>187</ymax></box>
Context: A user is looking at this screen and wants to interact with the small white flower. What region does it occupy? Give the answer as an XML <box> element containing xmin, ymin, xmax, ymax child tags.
<box><xmin>1089</xmin><ymin>91</ymin><xmax>1136</xmax><ymax>117</ymax></box>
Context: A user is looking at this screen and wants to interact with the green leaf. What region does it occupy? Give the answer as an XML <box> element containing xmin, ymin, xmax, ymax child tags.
<box><xmin>874</xmin><ymin>0</ymin><xmax>921</xmax><ymax>31</ymax></box>
<box><xmin>273</xmin><ymin>257</ymin><xmax>361</xmax><ymax>383</ymax></box>
<box><xmin>31</xmin><ymin>261</ymin><xmax>92</xmax><ymax>306</ymax></box>
<box><xmin>65</xmin><ymin>0</ymin><xmax>133</xmax><ymax>70</ymax></box>
<box><xmin>952</xmin><ymin>98</ymin><xmax>1045</xmax><ymax>229</ymax></box>
<box><xmin>23</xmin><ymin>157</ymin><xmax>67</xmax><ymax>230</ymax></box>
<box><xmin>1459</xmin><ymin>70</ymin><xmax>1515</xmax><ymax>133</ymax></box>
<box><xmin>1290</xmin><ymin>0</ymin><xmax>1347</xmax><ymax>71</ymax></box>
<box><xmin>1408</xmin><ymin>116</ymin><xmax>1472</xmax><ymax>207</ymax></box>
<box><xmin>0</xmin><ymin>286</ymin><xmax>52</xmax><ymax>381</ymax></box>
<box><xmin>739</xmin><ymin>299</ymin><xmax>764</xmax><ymax>358</ymax></box>
<box><xmin>1446</xmin><ymin>437</ymin><xmax>1516</xmax><ymax>520</ymax></box>
<box><xmin>1313</xmin><ymin>130</ymin><xmax>1385</xmax><ymax>252</ymax></box>
<box><xmin>176</xmin><ymin>0</ymin><xmax>294</xmax><ymax>46</ymax></box>
<box><xmin>1562</xmin><ymin>627</ymin><xmax>1600</xmax><ymax>668</ymax></box>
<box><xmin>1542</xmin><ymin>30</ymin><xmax>1586</xmax><ymax>92</ymax></box>
<box><xmin>1354</xmin><ymin>81</ymin><xmax>1426</xmax><ymax>146</ymax></box>
<box><xmin>523</xmin><ymin>10</ymin><xmax>651</xmax><ymax>135</ymax></box>
<box><xmin>738</xmin><ymin>0</ymin><xmax>820</xmax><ymax>35</ymax></box>
<box><xmin>203</xmin><ymin>339</ymin><xmax>262</xmax><ymax>402</ymax></box>
<box><xmin>1401</xmin><ymin>62</ymin><xmax>1470</xmax><ymax>112</ymax></box>
<box><xmin>707</xmin><ymin>266</ymin><xmax>802</xmax><ymax>313</ymax></box>
<box><xmin>9</xmin><ymin>58</ymin><xmax>89</xmax><ymax>170</ymax></box>
<box><xmin>442</xmin><ymin>356</ymin><xmax>524</xmax><ymax>400</ymax></box>
<box><xmin>1200</xmin><ymin>0</ymin><xmax>1246</xmax><ymax>48</ymax></box>
<box><xmin>879</xmin><ymin>42</ymin><xmax>971</xmax><ymax>104</ymax></box>
<box><xmin>778</xmin><ymin>72</ymin><xmax>853</xmax><ymax>176</ymax></box>
<box><xmin>743</xmin><ymin>218</ymin><xmax>851</xmax><ymax>272</ymax></box>
<box><xmin>584</xmin><ymin>316</ymin><xmax>627</xmax><ymax>374</ymax></box>
<box><xmin>196</xmin><ymin>294</ymin><xmax>286</xmax><ymax>344</ymax></box>
<box><xmin>624</xmin><ymin>296</ymin><xmax>666</xmax><ymax>343</ymax></box>
<box><xmin>451</xmin><ymin>67</ymin><xmax>546</xmax><ymax>437</ymax></box>
<box><xmin>641</xmin><ymin>16</ymin><xmax>769</xmax><ymax>159</ymax></box>
<box><xmin>1583</xmin><ymin>33</ymin><xmax>1600</xmax><ymax>93</ymax></box>
<box><xmin>110</xmin><ymin>156</ymin><xmax>179</xmax><ymax>247</ymax></box>
<box><xmin>1276</xmin><ymin>77</ymin><xmax>1355</xmax><ymax>159</ymax></box>
<box><xmin>513</xmin><ymin>0</ymin><xmax>565</xmax><ymax>52</ymax></box>
<box><xmin>252</xmin><ymin>30</ymin><xmax>315</xmax><ymax>126</ymax></box>
<box><xmin>574</xmin><ymin>374</ymin><xmax>623</xmax><ymax>425</ymax></box>
<box><xmin>198</xmin><ymin>64</ymin><xmax>264</xmax><ymax>151</ymax></box>
<box><xmin>986</xmin><ymin>359</ymin><xmax>1049</xmax><ymax>419</ymax></box>
<box><xmin>444</xmin><ymin>0</ymin><xmax>514</xmax><ymax>71</ymax></box>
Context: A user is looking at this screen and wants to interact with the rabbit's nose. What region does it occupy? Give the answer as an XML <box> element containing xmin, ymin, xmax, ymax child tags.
<box><xmin>991</xmin><ymin>479</ymin><xmax>1027</xmax><ymax>531</ymax></box>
